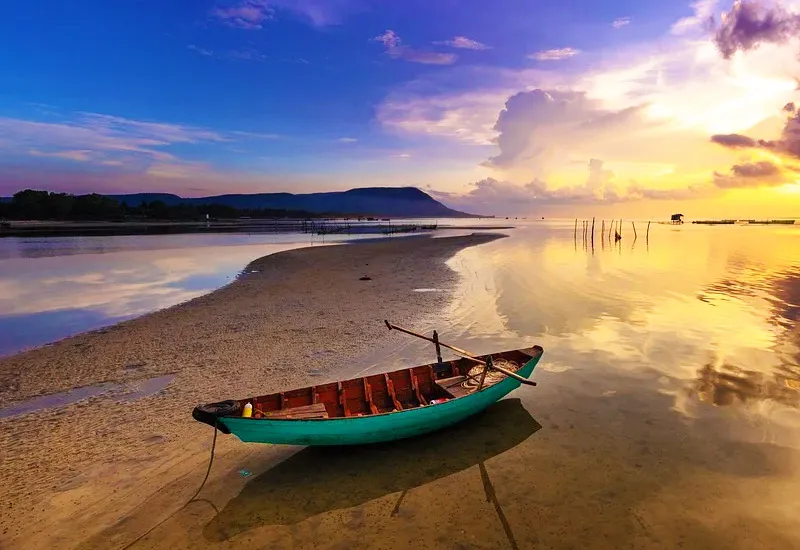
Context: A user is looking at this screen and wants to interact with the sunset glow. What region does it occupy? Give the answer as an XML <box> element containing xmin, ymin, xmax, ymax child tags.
<box><xmin>2</xmin><ymin>0</ymin><xmax>800</xmax><ymax>217</ymax></box>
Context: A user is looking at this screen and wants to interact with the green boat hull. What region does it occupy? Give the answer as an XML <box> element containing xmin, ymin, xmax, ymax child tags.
<box><xmin>220</xmin><ymin>353</ymin><xmax>541</xmax><ymax>445</ymax></box>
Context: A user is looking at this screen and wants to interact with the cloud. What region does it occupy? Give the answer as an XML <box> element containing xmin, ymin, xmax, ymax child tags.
<box><xmin>188</xmin><ymin>44</ymin><xmax>266</xmax><ymax>62</ymax></box>
<box><xmin>672</xmin><ymin>0</ymin><xmax>718</xmax><ymax>35</ymax></box>
<box><xmin>337</xmin><ymin>137</ymin><xmax>358</xmax><ymax>143</ymax></box>
<box><xmin>188</xmin><ymin>44</ymin><xmax>214</xmax><ymax>56</ymax></box>
<box><xmin>376</xmin><ymin>87</ymin><xmax>514</xmax><ymax>145</ymax></box>
<box><xmin>211</xmin><ymin>0</ymin><xmax>273</xmax><ymax>29</ymax></box>
<box><xmin>29</xmin><ymin>149</ymin><xmax>93</xmax><ymax>162</ymax></box>
<box><xmin>434</xmin><ymin>36</ymin><xmax>490</xmax><ymax>50</ymax></box>
<box><xmin>485</xmin><ymin>89</ymin><xmax>648</xmax><ymax>171</ymax></box>
<box><xmin>372</xmin><ymin>30</ymin><xmax>457</xmax><ymax>65</ymax></box>
<box><xmin>267</xmin><ymin>0</ymin><xmax>364</xmax><ymax>26</ymax></box>
<box><xmin>711</xmin><ymin>101</ymin><xmax>800</xmax><ymax>158</ymax></box>
<box><xmin>713</xmin><ymin>160</ymin><xmax>795</xmax><ymax>187</ymax></box>
<box><xmin>612</xmin><ymin>17</ymin><xmax>631</xmax><ymax>28</ymax></box>
<box><xmin>528</xmin><ymin>48</ymin><xmax>580</xmax><ymax>61</ymax></box>
<box><xmin>431</xmin><ymin>162</ymin><xmax>706</xmax><ymax>215</ymax></box>
<box><xmin>710</xmin><ymin>133</ymin><xmax>758</xmax><ymax>147</ymax></box>
<box><xmin>0</xmin><ymin>111</ymin><xmax>280</xmax><ymax>183</ymax></box>
<box><xmin>713</xmin><ymin>0</ymin><xmax>800</xmax><ymax>59</ymax></box>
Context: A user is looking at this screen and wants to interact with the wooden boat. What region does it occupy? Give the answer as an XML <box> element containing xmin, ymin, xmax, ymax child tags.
<box><xmin>193</xmin><ymin>345</ymin><xmax>543</xmax><ymax>446</ymax></box>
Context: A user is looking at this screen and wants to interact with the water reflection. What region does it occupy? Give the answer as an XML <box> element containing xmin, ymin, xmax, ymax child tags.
<box><xmin>442</xmin><ymin>221</ymin><xmax>800</xmax><ymax>438</ymax></box>
<box><xmin>0</xmin><ymin>234</ymin><xmax>340</xmax><ymax>355</ymax></box>
<box><xmin>204</xmin><ymin>398</ymin><xmax>540</xmax><ymax>542</ymax></box>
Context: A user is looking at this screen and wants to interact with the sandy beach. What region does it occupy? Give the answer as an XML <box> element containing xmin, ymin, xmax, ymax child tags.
<box><xmin>0</xmin><ymin>233</ymin><xmax>504</xmax><ymax>549</ymax></box>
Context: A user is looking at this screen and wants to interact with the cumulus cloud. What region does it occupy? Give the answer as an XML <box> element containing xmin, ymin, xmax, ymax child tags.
<box><xmin>211</xmin><ymin>0</ymin><xmax>273</xmax><ymax>29</ymax></box>
<box><xmin>434</xmin><ymin>36</ymin><xmax>490</xmax><ymax>50</ymax></box>
<box><xmin>528</xmin><ymin>48</ymin><xmax>580</xmax><ymax>61</ymax></box>
<box><xmin>713</xmin><ymin>0</ymin><xmax>800</xmax><ymax>59</ymax></box>
<box><xmin>612</xmin><ymin>17</ymin><xmax>631</xmax><ymax>28</ymax></box>
<box><xmin>373</xmin><ymin>30</ymin><xmax>457</xmax><ymax>65</ymax></box>
<box><xmin>485</xmin><ymin>89</ymin><xmax>648</xmax><ymax>171</ymax></box>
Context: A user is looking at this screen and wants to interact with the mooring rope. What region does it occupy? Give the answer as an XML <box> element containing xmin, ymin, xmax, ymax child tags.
<box><xmin>462</xmin><ymin>359</ymin><xmax>519</xmax><ymax>390</ymax></box>
<box><xmin>121</xmin><ymin>422</ymin><xmax>219</xmax><ymax>549</ymax></box>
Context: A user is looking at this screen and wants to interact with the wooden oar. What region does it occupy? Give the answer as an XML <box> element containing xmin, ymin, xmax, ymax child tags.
<box><xmin>384</xmin><ymin>321</ymin><xmax>537</xmax><ymax>387</ymax></box>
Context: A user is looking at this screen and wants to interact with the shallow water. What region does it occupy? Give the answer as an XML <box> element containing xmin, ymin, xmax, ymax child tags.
<box><xmin>0</xmin><ymin>374</ymin><xmax>175</xmax><ymax>419</ymax></box>
<box><xmin>175</xmin><ymin>220</ymin><xmax>800</xmax><ymax>550</ymax></box>
<box><xmin>0</xmin><ymin>225</ymin><xmax>488</xmax><ymax>356</ymax></box>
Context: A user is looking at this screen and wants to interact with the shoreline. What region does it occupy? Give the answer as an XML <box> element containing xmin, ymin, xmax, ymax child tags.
<box><xmin>0</xmin><ymin>219</ymin><xmax>509</xmax><ymax>238</ymax></box>
<box><xmin>0</xmin><ymin>232</ymin><xmax>505</xmax><ymax>549</ymax></box>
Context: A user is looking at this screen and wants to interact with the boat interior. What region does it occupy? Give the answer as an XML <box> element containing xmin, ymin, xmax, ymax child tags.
<box><xmin>237</xmin><ymin>348</ymin><xmax>539</xmax><ymax>420</ymax></box>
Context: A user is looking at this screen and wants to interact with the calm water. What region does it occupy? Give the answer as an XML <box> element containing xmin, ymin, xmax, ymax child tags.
<box><xmin>0</xmin><ymin>222</ymin><xmax>495</xmax><ymax>356</ymax></box>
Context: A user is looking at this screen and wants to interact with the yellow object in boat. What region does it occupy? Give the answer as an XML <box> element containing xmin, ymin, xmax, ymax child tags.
<box><xmin>242</xmin><ymin>402</ymin><xmax>253</xmax><ymax>418</ymax></box>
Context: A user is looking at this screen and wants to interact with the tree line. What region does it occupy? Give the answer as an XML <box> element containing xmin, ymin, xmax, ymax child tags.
<box><xmin>0</xmin><ymin>190</ymin><xmax>331</xmax><ymax>221</ymax></box>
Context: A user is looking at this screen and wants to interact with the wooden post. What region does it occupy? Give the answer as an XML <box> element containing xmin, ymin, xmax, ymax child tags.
<box><xmin>619</xmin><ymin>219</ymin><xmax>623</xmax><ymax>238</ymax></box>
<box><xmin>432</xmin><ymin>330</ymin><xmax>443</xmax><ymax>365</ymax></box>
<box><xmin>601</xmin><ymin>219</ymin><xmax>605</xmax><ymax>240</ymax></box>
<box><xmin>647</xmin><ymin>221</ymin><xmax>651</xmax><ymax>240</ymax></box>
<box><xmin>591</xmin><ymin>217</ymin><xmax>595</xmax><ymax>247</ymax></box>
<box><xmin>632</xmin><ymin>221</ymin><xmax>637</xmax><ymax>239</ymax></box>
<box><xmin>477</xmin><ymin>355</ymin><xmax>493</xmax><ymax>391</ymax></box>
<box><xmin>574</xmin><ymin>218</ymin><xmax>577</xmax><ymax>240</ymax></box>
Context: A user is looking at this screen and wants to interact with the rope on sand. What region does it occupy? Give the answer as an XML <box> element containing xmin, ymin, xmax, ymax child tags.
<box><xmin>121</xmin><ymin>422</ymin><xmax>219</xmax><ymax>549</ymax></box>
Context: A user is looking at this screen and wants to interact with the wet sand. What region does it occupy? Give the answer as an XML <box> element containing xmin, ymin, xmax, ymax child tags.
<box><xmin>0</xmin><ymin>233</ymin><xmax>503</xmax><ymax>549</ymax></box>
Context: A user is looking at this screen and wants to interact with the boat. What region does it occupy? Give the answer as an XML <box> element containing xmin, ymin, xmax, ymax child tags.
<box><xmin>193</xmin><ymin>345</ymin><xmax>543</xmax><ymax>446</ymax></box>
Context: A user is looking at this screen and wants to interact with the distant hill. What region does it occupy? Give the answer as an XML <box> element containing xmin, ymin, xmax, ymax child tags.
<box><xmin>108</xmin><ymin>187</ymin><xmax>474</xmax><ymax>217</ymax></box>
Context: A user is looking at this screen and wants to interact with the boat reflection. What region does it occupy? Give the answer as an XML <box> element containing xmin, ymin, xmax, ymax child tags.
<box><xmin>204</xmin><ymin>398</ymin><xmax>540</xmax><ymax>542</ymax></box>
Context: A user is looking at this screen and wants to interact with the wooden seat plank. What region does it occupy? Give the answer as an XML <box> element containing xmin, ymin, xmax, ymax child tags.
<box><xmin>263</xmin><ymin>402</ymin><xmax>329</xmax><ymax>419</ymax></box>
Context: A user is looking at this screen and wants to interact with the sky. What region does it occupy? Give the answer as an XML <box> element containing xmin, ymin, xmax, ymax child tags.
<box><xmin>2</xmin><ymin>0</ymin><xmax>800</xmax><ymax>217</ymax></box>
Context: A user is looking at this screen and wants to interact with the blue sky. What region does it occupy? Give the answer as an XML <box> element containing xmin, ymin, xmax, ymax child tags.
<box><xmin>2</xmin><ymin>0</ymin><xmax>800</xmax><ymax>216</ymax></box>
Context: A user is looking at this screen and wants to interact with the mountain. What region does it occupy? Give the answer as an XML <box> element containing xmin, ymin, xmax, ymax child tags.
<box><xmin>108</xmin><ymin>187</ymin><xmax>474</xmax><ymax>217</ymax></box>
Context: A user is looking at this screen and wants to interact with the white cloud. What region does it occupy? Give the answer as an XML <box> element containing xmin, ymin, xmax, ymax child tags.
<box><xmin>671</xmin><ymin>0</ymin><xmax>718</xmax><ymax>35</ymax></box>
<box><xmin>612</xmin><ymin>17</ymin><xmax>631</xmax><ymax>28</ymax></box>
<box><xmin>435</xmin><ymin>36</ymin><xmax>490</xmax><ymax>50</ymax></box>
<box><xmin>337</xmin><ymin>137</ymin><xmax>358</xmax><ymax>143</ymax></box>
<box><xmin>373</xmin><ymin>30</ymin><xmax>457</xmax><ymax>65</ymax></box>
<box><xmin>528</xmin><ymin>48</ymin><xmax>581</xmax><ymax>61</ymax></box>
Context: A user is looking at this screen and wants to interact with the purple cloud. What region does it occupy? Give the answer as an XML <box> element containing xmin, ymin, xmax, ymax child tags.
<box><xmin>714</xmin><ymin>0</ymin><xmax>800</xmax><ymax>59</ymax></box>
<box><xmin>710</xmin><ymin>133</ymin><xmax>758</xmax><ymax>148</ymax></box>
<box><xmin>711</xmin><ymin>102</ymin><xmax>800</xmax><ymax>158</ymax></box>
<box><xmin>434</xmin><ymin>36</ymin><xmax>490</xmax><ymax>50</ymax></box>
<box><xmin>372</xmin><ymin>30</ymin><xmax>457</xmax><ymax>65</ymax></box>
<box><xmin>713</xmin><ymin>160</ymin><xmax>791</xmax><ymax>187</ymax></box>
<box><xmin>211</xmin><ymin>0</ymin><xmax>273</xmax><ymax>29</ymax></box>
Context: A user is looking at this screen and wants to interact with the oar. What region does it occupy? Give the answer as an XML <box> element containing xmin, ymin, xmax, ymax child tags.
<box><xmin>384</xmin><ymin>321</ymin><xmax>537</xmax><ymax>387</ymax></box>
